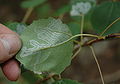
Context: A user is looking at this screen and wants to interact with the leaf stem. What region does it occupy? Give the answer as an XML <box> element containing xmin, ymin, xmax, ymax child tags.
<box><xmin>100</xmin><ymin>17</ymin><xmax>120</xmax><ymax>36</ymax></box>
<box><xmin>22</xmin><ymin>7</ymin><xmax>34</xmax><ymax>23</ymax></box>
<box><xmin>72</xmin><ymin>47</ymin><xmax>82</xmax><ymax>59</ymax></box>
<box><xmin>90</xmin><ymin>46</ymin><xmax>105</xmax><ymax>84</ymax></box>
<box><xmin>73</xmin><ymin>34</ymin><xmax>99</xmax><ymax>38</ymax></box>
<box><xmin>80</xmin><ymin>14</ymin><xmax>84</xmax><ymax>43</ymax></box>
<box><xmin>35</xmin><ymin>34</ymin><xmax>99</xmax><ymax>52</ymax></box>
<box><xmin>58</xmin><ymin>74</ymin><xmax>62</xmax><ymax>79</ymax></box>
<box><xmin>74</xmin><ymin>40</ymin><xmax>81</xmax><ymax>44</ymax></box>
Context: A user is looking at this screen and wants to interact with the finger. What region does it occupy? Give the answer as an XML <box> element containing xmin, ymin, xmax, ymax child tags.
<box><xmin>1</xmin><ymin>59</ymin><xmax>21</xmax><ymax>81</ymax></box>
<box><xmin>0</xmin><ymin>24</ymin><xmax>16</xmax><ymax>34</ymax></box>
<box><xmin>0</xmin><ymin>24</ymin><xmax>21</xmax><ymax>63</ymax></box>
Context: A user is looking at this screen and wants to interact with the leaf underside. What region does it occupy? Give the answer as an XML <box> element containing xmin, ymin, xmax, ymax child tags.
<box><xmin>16</xmin><ymin>18</ymin><xmax>73</xmax><ymax>74</ymax></box>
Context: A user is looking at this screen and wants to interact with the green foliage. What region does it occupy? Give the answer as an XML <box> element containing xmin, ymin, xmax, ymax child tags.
<box><xmin>70</xmin><ymin>11</ymin><xmax>93</xmax><ymax>32</ymax></box>
<box><xmin>21</xmin><ymin>71</ymin><xmax>39</xmax><ymax>84</ymax></box>
<box><xmin>68</xmin><ymin>22</ymin><xmax>80</xmax><ymax>35</ymax></box>
<box><xmin>91</xmin><ymin>1</ymin><xmax>120</xmax><ymax>35</ymax></box>
<box><xmin>5</xmin><ymin>22</ymin><xmax>26</xmax><ymax>35</ymax></box>
<box><xmin>16</xmin><ymin>18</ymin><xmax>73</xmax><ymax>74</ymax></box>
<box><xmin>70</xmin><ymin>0</ymin><xmax>96</xmax><ymax>5</ymax></box>
<box><xmin>21</xmin><ymin>0</ymin><xmax>47</xmax><ymax>8</ymax></box>
<box><xmin>53</xmin><ymin>79</ymin><xmax>82</xmax><ymax>84</ymax></box>
<box><xmin>54</xmin><ymin>4</ymin><xmax>71</xmax><ymax>16</ymax></box>
<box><xmin>5</xmin><ymin>22</ymin><xmax>19</xmax><ymax>32</ymax></box>
<box><xmin>36</xmin><ymin>3</ymin><xmax>52</xmax><ymax>18</ymax></box>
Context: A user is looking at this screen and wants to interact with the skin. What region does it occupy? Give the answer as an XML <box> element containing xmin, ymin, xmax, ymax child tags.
<box><xmin>0</xmin><ymin>24</ymin><xmax>21</xmax><ymax>81</ymax></box>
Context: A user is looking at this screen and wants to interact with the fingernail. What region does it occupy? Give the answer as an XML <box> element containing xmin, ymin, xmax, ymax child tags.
<box><xmin>0</xmin><ymin>38</ymin><xmax>11</xmax><ymax>53</ymax></box>
<box><xmin>0</xmin><ymin>34</ymin><xmax>21</xmax><ymax>58</ymax></box>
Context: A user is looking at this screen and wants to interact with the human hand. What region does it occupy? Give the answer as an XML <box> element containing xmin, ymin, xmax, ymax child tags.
<box><xmin>0</xmin><ymin>24</ymin><xmax>21</xmax><ymax>81</ymax></box>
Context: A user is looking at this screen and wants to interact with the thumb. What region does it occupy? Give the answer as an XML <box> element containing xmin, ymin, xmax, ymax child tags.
<box><xmin>0</xmin><ymin>24</ymin><xmax>21</xmax><ymax>63</ymax></box>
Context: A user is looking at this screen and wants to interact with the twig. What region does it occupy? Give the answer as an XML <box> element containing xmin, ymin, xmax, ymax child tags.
<box><xmin>90</xmin><ymin>46</ymin><xmax>105</xmax><ymax>84</ymax></box>
<box><xmin>22</xmin><ymin>7</ymin><xmax>34</xmax><ymax>23</ymax></box>
<box><xmin>82</xmin><ymin>33</ymin><xmax>120</xmax><ymax>47</ymax></box>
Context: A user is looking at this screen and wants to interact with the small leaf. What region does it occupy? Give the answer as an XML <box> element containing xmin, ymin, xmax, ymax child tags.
<box><xmin>91</xmin><ymin>1</ymin><xmax>120</xmax><ymax>35</ymax></box>
<box><xmin>53</xmin><ymin>79</ymin><xmax>83</xmax><ymax>84</ymax></box>
<box><xmin>16</xmin><ymin>18</ymin><xmax>73</xmax><ymax>74</ymax></box>
<box><xmin>21</xmin><ymin>0</ymin><xmax>47</xmax><ymax>8</ymax></box>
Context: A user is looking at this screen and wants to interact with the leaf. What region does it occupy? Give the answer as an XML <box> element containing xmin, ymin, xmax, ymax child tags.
<box><xmin>21</xmin><ymin>71</ymin><xmax>39</xmax><ymax>84</ymax></box>
<box><xmin>36</xmin><ymin>3</ymin><xmax>52</xmax><ymax>18</ymax></box>
<box><xmin>68</xmin><ymin>22</ymin><xmax>80</xmax><ymax>35</ymax></box>
<box><xmin>16</xmin><ymin>17</ymin><xmax>73</xmax><ymax>74</ymax></box>
<box><xmin>53</xmin><ymin>79</ymin><xmax>83</xmax><ymax>84</ymax></box>
<box><xmin>54</xmin><ymin>4</ymin><xmax>71</xmax><ymax>16</ymax></box>
<box><xmin>91</xmin><ymin>1</ymin><xmax>120</xmax><ymax>35</ymax></box>
<box><xmin>5</xmin><ymin>22</ymin><xmax>19</xmax><ymax>32</ymax></box>
<box><xmin>21</xmin><ymin>0</ymin><xmax>47</xmax><ymax>8</ymax></box>
<box><xmin>41</xmin><ymin>78</ymin><xmax>55</xmax><ymax>84</ymax></box>
<box><xmin>69</xmin><ymin>12</ymin><xmax>93</xmax><ymax>33</ymax></box>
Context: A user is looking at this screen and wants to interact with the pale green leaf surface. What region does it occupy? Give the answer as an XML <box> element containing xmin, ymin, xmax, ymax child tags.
<box><xmin>16</xmin><ymin>18</ymin><xmax>73</xmax><ymax>74</ymax></box>
<box><xmin>91</xmin><ymin>1</ymin><xmax>120</xmax><ymax>35</ymax></box>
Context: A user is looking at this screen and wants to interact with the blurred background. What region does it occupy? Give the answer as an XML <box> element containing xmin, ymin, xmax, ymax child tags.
<box><xmin>0</xmin><ymin>0</ymin><xmax>120</xmax><ymax>84</ymax></box>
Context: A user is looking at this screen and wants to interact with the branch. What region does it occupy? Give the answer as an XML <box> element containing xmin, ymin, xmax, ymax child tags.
<box><xmin>82</xmin><ymin>33</ymin><xmax>120</xmax><ymax>47</ymax></box>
